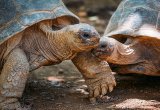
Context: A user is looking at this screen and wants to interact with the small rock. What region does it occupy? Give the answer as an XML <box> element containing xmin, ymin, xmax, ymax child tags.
<box><xmin>90</xmin><ymin>98</ymin><xmax>97</xmax><ymax>104</ymax></box>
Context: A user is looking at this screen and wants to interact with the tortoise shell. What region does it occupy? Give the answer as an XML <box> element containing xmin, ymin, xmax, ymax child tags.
<box><xmin>104</xmin><ymin>0</ymin><xmax>160</xmax><ymax>39</ymax></box>
<box><xmin>0</xmin><ymin>0</ymin><xmax>79</xmax><ymax>44</ymax></box>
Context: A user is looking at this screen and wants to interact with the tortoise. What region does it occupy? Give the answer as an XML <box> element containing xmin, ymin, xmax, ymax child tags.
<box><xmin>95</xmin><ymin>0</ymin><xmax>160</xmax><ymax>90</ymax></box>
<box><xmin>0</xmin><ymin>0</ymin><xmax>116</xmax><ymax>109</ymax></box>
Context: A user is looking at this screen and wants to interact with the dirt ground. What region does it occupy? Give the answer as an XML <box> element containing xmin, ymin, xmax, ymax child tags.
<box><xmin>21</xmin><ymin>2</ymin><xmax>160</xmax><ymax>110</ymax></box>
<box><xmin>21</xmin><ymin>61</ymin><xmax>160</xmax><ymax>110</ymax></box>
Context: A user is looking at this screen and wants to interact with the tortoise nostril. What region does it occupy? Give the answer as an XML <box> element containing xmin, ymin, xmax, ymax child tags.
<box><xmin>100</xmin><ymin>43</ymin><xmax>107</xmax><ymax>48</ymax></box>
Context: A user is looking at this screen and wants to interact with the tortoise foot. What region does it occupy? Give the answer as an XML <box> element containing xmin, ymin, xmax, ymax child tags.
<box><xmin>86</xmin><ymin>72</ymin><xmax>116</xmax><ymax>100</ymax></box>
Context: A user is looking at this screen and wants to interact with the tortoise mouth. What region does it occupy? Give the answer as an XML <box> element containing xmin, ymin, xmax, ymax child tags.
<box><xmin>93</xmin><ymin>47</ymin><xmax>114</xmax><ymax>59</ymax></box>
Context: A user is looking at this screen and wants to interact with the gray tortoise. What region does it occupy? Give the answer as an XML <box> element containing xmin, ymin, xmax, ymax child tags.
<box><xmin>96</xmin><ymin>0</ymin><xmax>160</xmax><ymax>78</ymax></box>
<box><xmin>0</xmin><ymin>0</ymin><xmax>116</xmax><ymax>109</ymax></box>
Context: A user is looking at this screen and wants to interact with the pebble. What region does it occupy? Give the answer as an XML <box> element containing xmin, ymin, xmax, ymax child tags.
<box><xmin>90</xmin><ymin>98</ymin><xmax>97</xmax><ymax>104</ymax></box>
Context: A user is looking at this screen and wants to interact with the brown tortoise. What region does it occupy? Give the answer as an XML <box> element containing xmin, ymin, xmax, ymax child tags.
<box><xmin>96</xmin><ymin>0</ymin><xmax>160</xmax><ymax>92</ymax></box>
<box><xmin>0</xmin><ymin>0</ymin><xmax>116</xmax><ymax>109</ymax></box>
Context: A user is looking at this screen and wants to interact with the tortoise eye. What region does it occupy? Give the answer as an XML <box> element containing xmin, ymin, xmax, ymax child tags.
<box><xmin>82</xmin><ymin>33</ymin><xmax>91</xmax><ymax>38</ymax></box>
<box><xmin>52</xmin><ymin>25</ymin><xmax>64</xmax><ymax>30</ymax></box>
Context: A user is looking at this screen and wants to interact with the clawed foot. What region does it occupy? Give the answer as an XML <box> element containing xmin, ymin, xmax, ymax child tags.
<box><xmin>85</xmin><ymin>72</ymin><xmax>116</xmax><ymax>103</ymax></box>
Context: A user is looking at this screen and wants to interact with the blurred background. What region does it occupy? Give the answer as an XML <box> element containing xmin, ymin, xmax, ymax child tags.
<box><xmin>64</xmin><ymin>0</ymin><xmax>121</xmax><ymax>34</ymax></box>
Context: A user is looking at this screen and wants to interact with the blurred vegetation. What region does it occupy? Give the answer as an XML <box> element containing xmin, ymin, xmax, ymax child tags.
<box><xmin>64</xmin><ymin>0</ymin><xmax>121</xmax><ymax>15</ymax></box>
<box><xmin>64</xmin><ymin>0</ymin><xmax>121</xmax><ymax>8</ymax></box>
<box><xmin>63</xmin><ymin>0</ymin><xmax>121</xmax><ymax>34</ymax></box>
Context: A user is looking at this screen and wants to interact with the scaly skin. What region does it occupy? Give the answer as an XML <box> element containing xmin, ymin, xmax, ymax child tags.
<box><xmin>0</xmin><ymin>48</ymin><xmax>29</xmax><ymax>110</ymax></box>
<box><xmin>72</xmin><ymin>51</ymin><xmax>116</xmax><ymax>101</ymax></box>
<box><xmin>0</xmin><ymin>19</ymin><xmax>116</xmax><ymax>109</ymax></box>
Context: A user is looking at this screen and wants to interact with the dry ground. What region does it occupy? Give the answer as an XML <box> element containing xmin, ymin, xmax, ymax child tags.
<box><xmin>21</xmin><ymin>61</ymin><xmax>160</xmax><ymax>110</ymax></box>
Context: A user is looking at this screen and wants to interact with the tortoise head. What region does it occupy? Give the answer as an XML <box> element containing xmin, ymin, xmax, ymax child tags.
<box><xmin>63</xmin><ymin>23</ymin><xmax>100</xmax><ymax>51</ymax></box>
<box><xmin>95</xmin><ymin>36</ymin><xmax>141</xmax><ymax>65</ymax></box>
<box><xmin>39</xmin><ymin>20</ymin><xmax>100</xmax><ymax>52</ymax></box>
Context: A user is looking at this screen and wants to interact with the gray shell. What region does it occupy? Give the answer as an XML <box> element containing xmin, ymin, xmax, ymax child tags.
<box><xmin>104</xmin><ymin>0</ymin><xmax>160</xmax><ymax>39</ymax></box>
<box><xmin>0</xmin><ymin>0</ymin><xmax>79</xmax><ymax>44</ymax></box>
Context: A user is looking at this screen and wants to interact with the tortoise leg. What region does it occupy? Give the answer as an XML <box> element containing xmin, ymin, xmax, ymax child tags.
<box><xmin>72</xmin><ymin>51</ymin><xmax>116</xmax><ymax>101</ymax></box>
<box><xmin>0</xmin><ymin>48</ymin><xmax>30</xmax><ymax>110</ymax></box>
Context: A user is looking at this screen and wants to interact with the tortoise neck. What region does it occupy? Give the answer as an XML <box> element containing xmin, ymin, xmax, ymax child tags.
<box><xmin>47</xmin><ymin>32</ymin><xmax>77</xmax><ymax>61</ymax></box>
<box><xmin>21</xmin><ymin>27</ymin><xmax>76</xmax><ymax>64</ymax></box>
<box><xmin>107</xmin><ymin>41</ymin><xmax>140</xmax><ymax>65</ymax></box>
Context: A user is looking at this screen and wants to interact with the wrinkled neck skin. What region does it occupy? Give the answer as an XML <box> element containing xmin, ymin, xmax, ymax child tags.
<box><xmin>106</xmin><ymin>39</ymin><xmax>142</xmax><ymax>65</ymax></box>
<box><xmin>47</xmin><ymin>31</ymin><xmax>77</xmax><ymax>60</ymax></box>
<box><xmin>39</xmin><ymin>22</ymin><xmax>89</xmax><ymax>54</ymax></box>
<box><xmin>21</xmin><ymin>25</ymin><xmax>81</xmax><ymax>70</ymax></box>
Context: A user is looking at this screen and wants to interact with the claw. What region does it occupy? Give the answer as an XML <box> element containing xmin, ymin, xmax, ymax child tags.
<box><xmin>101</xmin><ymin>87</ymin><xmax>107</xmax><ymax>95</ymax></box>
<box><xmin>108</xmin><ymin>85</ymin><xmax>113</xmax><ymax>92</ymax></box>
<box><xmin>114</xmin><ymin>81</ymin><xmax>117</xmax><ymax>86</ymax></box>
<box><xmin>94</xmin><ymin>88</ymin><xmax>100</xmax><ymax>97</ymax></box>
<box><xmin>89</xmin><ymin>90</ymin><xmax>94</xmax><ymax>98</ymax></box>
<box><xmin>101</xmin><ymin>84</ymin><xmax>108</xmax><ymax>95</ymax></box>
